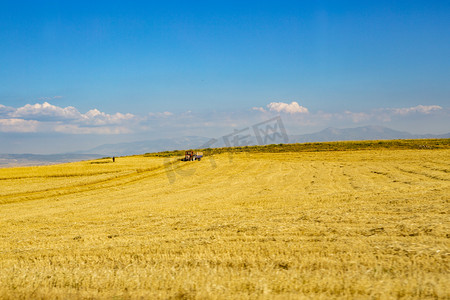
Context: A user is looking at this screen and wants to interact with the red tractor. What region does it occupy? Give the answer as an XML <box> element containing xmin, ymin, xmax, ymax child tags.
<box><xmin>182</xmin><ymin>151</ymin><xmax>203</xmax><ymax>161</ymax></box>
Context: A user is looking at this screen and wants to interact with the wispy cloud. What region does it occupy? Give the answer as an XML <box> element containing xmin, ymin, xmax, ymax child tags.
<box><xmin>81</xmin><ymin>109</ymin><xmax>135</xmax><ymax>126</ymax></box>
<box><xmin>37</xmin><ymin>96</ymin><xmax>63</xmax><ymax>102</ymax></box>
<box><xmin>388</xmin><ymin>105</ymin><xmax>442</xmax><ymax>115</ymax></box>
<box><xmin>0</xmin><ymin>118</ymin><xmax>40</xmax><ymax>133</ymax></box>
<box><xmin>341</xmin><ymin>111</ymin><xmax>371</xmax><ymax>123</ymax></box>
<box><xmin>54</xmin><ymin>124</ymin><xmax>133</xmax><ymax>135</ymax></box>
<box><xmin>148</xmin><ymin>111</ymin><xmax>174</xmax><ymax>118</ymax></box>
<box><xmin>252</xmin><ymin>107</ymin><xmax>266</xmax><ymax>113</ymax></box>
<box><xmin>0</xmin><ymin>104</ymin><xmax>16</xmax><ymax>117</ymax></box>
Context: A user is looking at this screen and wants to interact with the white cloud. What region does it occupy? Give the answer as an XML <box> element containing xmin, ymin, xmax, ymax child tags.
<box><xmin>81</xmin><ymin>109</ymin><xmax>135</xmax><ymax>125</ymax></box>
<box><xmin>12</xmin><ymin>102</ymin><xmax>81</xmax><ymax>120</ymax></box>
<box><xmin>0</xmin><ymin>102</ymin><xmax>137</xmax><ymax>134</ymax></box>
<box><xmin>0</xmin><ymin>118</ymin><xmax>40</xmax><ymax>133</ymax></box>
<box><xmin>267</xmin><ymin>101</ymin><xmax>309</xmax><ymax>114</ymax></box>
<box><xmin>8</xmin><ymin>102</ymin><xmax>136</xmax><ymax>125</ymax></box>
<box><xmin>252</xmin><ymin>107</ymin><xmax>266</xmax><ymax>113</ymax></box>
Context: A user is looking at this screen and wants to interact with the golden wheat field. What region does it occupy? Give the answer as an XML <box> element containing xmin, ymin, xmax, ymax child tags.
<box><xmin>0</xmin><ymin>145</ymin><xmax>449</xmax><ymax>299</ymax></box>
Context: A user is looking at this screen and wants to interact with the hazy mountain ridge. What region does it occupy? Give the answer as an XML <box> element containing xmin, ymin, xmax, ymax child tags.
<box><xmin>1</xmin><ymin>126</ymin><xmax>448</xmax><ymax>167</ymax></box>
<box><xmin>83</xmin><ymin>126</ymin><xmax>449</xmax><ymax>156</ymax></box>
<box><xmin>79</xmin><ymin>136</ymin><xmax>212</xmax><ymax>157</ymax></box>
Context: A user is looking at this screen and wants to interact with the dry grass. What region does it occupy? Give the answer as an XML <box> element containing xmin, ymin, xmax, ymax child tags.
<box><xmin>0</xmin><ymin>147</ymin><xmax>449</xmax><ymax>299</ymax></box>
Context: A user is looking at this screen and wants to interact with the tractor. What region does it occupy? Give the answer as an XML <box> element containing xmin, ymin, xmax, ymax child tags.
<box><xmin>182</xmin><ymin>151</ymin><xmax>203</xmax><ymax>161</ymax></box>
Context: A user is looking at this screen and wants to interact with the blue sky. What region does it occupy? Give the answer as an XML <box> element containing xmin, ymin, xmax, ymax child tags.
<box><xmin>0</xmin><ymin>1</ymin><xmax>449</xmax><ymax>153</ymax></box>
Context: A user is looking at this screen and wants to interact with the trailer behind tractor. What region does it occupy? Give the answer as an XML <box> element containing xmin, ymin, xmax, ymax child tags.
<box><xmin>182</xmin><ymin>151</ymin><xmax>203</xmax><ymax>161</ymax></box>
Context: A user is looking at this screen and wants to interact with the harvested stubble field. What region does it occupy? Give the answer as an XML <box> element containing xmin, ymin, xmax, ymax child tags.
<box><xmin>0</xmin><ymin>140</ymin><xmax>449</xmax><ymax>299</ymax></box>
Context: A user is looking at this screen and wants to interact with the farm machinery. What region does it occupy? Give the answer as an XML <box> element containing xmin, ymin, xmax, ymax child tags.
<box><xmin>182</xmin><ymin>151</ymin><xmax>203</xmax><ymax>161</ymax></box>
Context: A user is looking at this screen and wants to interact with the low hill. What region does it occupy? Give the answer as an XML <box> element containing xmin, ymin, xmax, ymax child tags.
<box><xmin>144</xmin><ymin>138</ymin><xmax>450</xmax><ymax>157</ymax></box>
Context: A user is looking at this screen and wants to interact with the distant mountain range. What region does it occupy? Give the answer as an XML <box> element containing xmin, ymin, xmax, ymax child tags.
<box><xmin>78</xmin><ymin>136</ymin><xmax>212</xmax><ymax>157</ymax></box>
<box><xmin>1</xmin><ymin>126</ymin><xmax>449</xmax><ymax>167</ymax></box>
<box><xmin>80</xmin><ymin>125</ymin><xmax>450</xmax><ymax>156</ymax></box>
